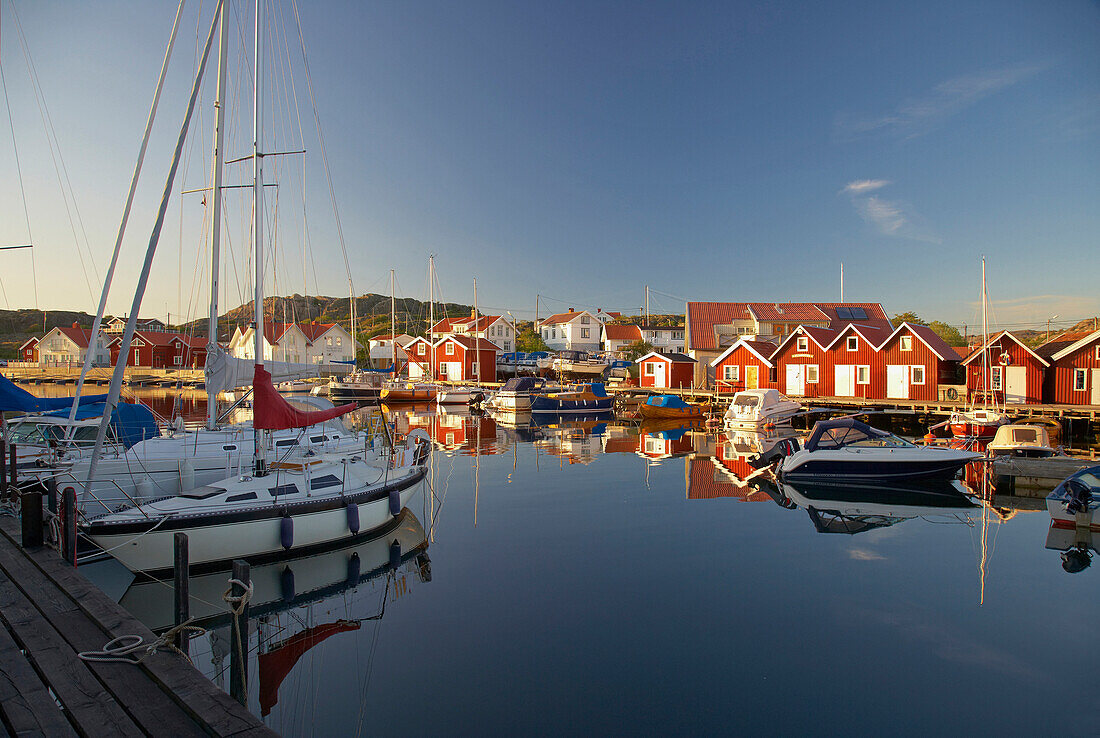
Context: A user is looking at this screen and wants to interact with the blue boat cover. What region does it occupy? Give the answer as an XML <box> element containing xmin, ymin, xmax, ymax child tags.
<box><xmin>42</xmin><ymin>402</ymin><xmax>159</xmax><ymax>449</ymax></box>
<box><xmin>587</xmin><ymin>383</ymin><xmax>608</xmax><ymax>397</ymax></box>
<box><xmin>0</xmin><ymin>374</ymin><xmax>108</xmax><ymax>413</ymax></box>
<box><xmin>803</xmin><ymin>417</ymin><xmax>890</xmax><ymax>452</ymax></box>
<box><xmin>331</xmin><ymin>359</ymin><xmax>357</xmax><ymax>365</ymax></box>
<box><xmin>645</xmin><ymin>395</ymin><xmax>690</xmax><ymax>409</ymax></box>
<box><xmin>501</xmin><ymin>377</ymin><xmax>540</xmax><ymax>392</ymax></box>
<box><xmin>609</xmin><ymin>360</ymin><xmax>632</xmax><ymax>369</ymax></box>
<box><xmin>527</xmin><ymin>352</ymin><xmax>550</xmax><ymax>360</ymax></box>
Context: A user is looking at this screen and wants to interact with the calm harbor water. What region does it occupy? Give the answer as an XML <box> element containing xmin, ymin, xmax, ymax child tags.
<box><xmin>23</xmin><ymin>387</ymin><xmax>1100</xmax><ymax>734</ymax></box>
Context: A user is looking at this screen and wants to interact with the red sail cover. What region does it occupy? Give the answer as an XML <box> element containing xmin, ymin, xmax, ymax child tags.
<box><xmin>258</xmin><ymin>620</ymin><xmax>361</xmax><ymax>716</ymax></box>
<box><xmin>252</xmin><ymin>364</ymin><xmax>357</xmax><ymax>430</ymax></box>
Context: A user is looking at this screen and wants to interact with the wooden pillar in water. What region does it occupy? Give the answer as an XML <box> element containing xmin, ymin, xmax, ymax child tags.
<box><xmin>62</xmin><ymin>487</ymin><xmax>77</xmax><ymax>566</ymax></box>
<box><xmin>229</xmin><ymin>559</ymin><xmax>250</xmax><ymax>706</ymax></box>
<box><xmin>173</xmin><ymin>532</ymin><xmax>190</xmax><ymax>654</ymax></box>
<box><xmin>21</xmin><ymin>486</ymin><xmax>43</xmax><ymax>549</ymax></box>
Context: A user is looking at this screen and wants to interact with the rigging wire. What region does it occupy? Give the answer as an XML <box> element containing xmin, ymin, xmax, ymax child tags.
<box><xmin>0</xmin><ymin>4</ymin><xmax>30</xmax><ymax>310</ymax></box>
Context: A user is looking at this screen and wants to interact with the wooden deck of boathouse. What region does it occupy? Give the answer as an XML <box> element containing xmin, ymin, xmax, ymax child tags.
<box><xmin>0</xmin><ymin>515</ymin><xmax>275</xmax><ymax>737</ymax></box>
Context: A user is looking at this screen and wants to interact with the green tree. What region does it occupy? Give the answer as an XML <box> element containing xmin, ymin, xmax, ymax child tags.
<box><xmin>891</xmin><ymin>311</ymin><xmax>926</xmax><ymax>326</ymax></box>
<box><xmin>928</xmin><ymin>321</ymin><xmax>966</xmax><ymax>347</ymax></box>
<box><xmin>623</xmin><ymin>339</ymin><xmax>655</xmax><ymax>362</ymax></box>
<box><xmin>516</xmin><ymin>326</ymin><xmax>549</xmax><ymax>352</ymax></box>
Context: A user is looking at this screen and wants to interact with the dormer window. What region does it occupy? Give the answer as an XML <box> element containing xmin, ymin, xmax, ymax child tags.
<box><xmin>847</xmin><ymin>336</ymin><xmax>858</xmax><ymax>351</ymax></box>
<box><xmin>796</xmin><ymin>337</ymin><xmax>808</xmax><ymax>352</ymax></box>
<box><xmin>900</xmin><ymin>336</ymin><xmax>912</xmax><ymax>351</ymax></box>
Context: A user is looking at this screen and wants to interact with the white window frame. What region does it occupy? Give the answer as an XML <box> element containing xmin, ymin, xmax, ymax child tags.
<box><xmin>847</xmin><ymin>336</ymin><xmax>858</xmax><ymax>351</ymax></box>
<box><xmin>856</xmin><ymin>365</ymin><xmax>870</xmax><ymax>384</ymax></box>
<box><xmin>581</xmin><ymin>328</ymin><xmax>590</xmax><ymax>338</ymax></box>
<box><xmin>796</xmin><ymin>337</ymin><xmax>808</xmax><ymax>352</ymax></box>
<box><xmin>991</xmin><ymin>366</ymin><xmax>1003</xmax><ymax>391</ymax></box>
<box><xmin>900</xmin><ymin>336</ymin><xmax>912</xmax><ymax>352</ymax></box>
<box><xmin>581</xmin><ymin>316</ymin><xmax>590</xmax><ymax>324</ymax></box>
<box><xmin>911</xmin><ymin>365</ymin><xmax>925</xmax><ymax>385</ymax></box>
<box><xmin>471</xmin><ymin>361</ymin><xmax>478</xmax><ymax>376</ymax></box>
<box><xmin>806</xmin><ymin>365</ymin><xmax>819</xmax><ymax>383</ymax></box>
<box><xmin>1073</xmin><ymin>368</ymin><xmax>1087</xmax><ymax>391</ymax></box>
<box><xmin>1095</xmin><ymin>345</ymin><xmax>1100</xmax><ymax>361</ymax></box>
<box><xmin>445</xmin><ymin>342</ymin><xmax>455</xmax><ymax>356</ymax></box>
<box><xmin>644</xmin><ymin>362</ymin><xmax>656</xmax><ymax>376</ymax></box>
<box><xmin>418</xmin><ymin>343</ymin><xmax>426</xmax><ymax>355</ymax></box>
<box><xmin>173</xmin><ymin>355</ymin><xmax>182</xmax><ymax>366</ymax></box>
<box><xmin>723</xmin><ymin>365</ymin><xmax>739</xmax><ymax>381</ymax></box>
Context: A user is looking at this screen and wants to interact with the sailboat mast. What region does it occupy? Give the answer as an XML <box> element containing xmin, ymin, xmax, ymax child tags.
<box><xmin>252</xmin><ymin>0</ymin><xmax>265</xmax><ymax>473</ymax></box>
<box><xmin>474</xmin><ymin>277</ymin><xmax>480</xmax><ymax>384</ymax></box>
<box><xmin>429</xmin><ymin>254</ymin><xmax>435</xmax><ymax>380</ymax></box>
<box><xmin>981</xmin><ymin>256</ymin><xmax>989</xmax><ymax>401</ymax></box>
<box><xmin>390</xmin><ymin>269</ymin><xmax>396</xmax><ymax>375</ymax></box>
<box><xmin>206</xmin><ymin>0</ymin><xmax>230</xmax><ymax>430</ymax></box>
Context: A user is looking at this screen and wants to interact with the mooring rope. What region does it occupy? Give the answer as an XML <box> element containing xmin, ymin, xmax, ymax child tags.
<box><xmin>78</xmin><ymin>618</ymin><xmax>206</xmax><ymax>665</ymax></box>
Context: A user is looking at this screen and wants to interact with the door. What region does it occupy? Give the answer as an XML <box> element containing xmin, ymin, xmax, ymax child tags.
<box><xmin>834</xmin><ymin>365</ymin><xmax>856</xmax><ymax>397</ymax></box>
<box><xmin>1005</xmin><ymin>366</ymin><xmax>1027</xmax><ymax>403</ymax></box>
<box><xmin>785</xmin><ymin>365</ymin><xmax>805</xmax><ymax>396</ymax></box>
<box><xmin>745</xmin><ymin>365</ymin><xmax>759</xmax><ymax>390</ymax></box>
<box><xmin>652</xmin><ymin>362</ymin><xmax>666</xmax><ymax>387</ymax></box>
<box><xmin>1093</xmin><ymin>370</ymin><xmax>1100</xmax><ymax>406</ymax></box>
<box><xmin>886</xmin><ymin>365</ymin><xmax>909</xmax><ymax>399</ymax></box>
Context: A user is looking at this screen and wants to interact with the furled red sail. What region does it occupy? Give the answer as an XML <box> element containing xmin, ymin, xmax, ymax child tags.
<box><xmin>252</xmin><ymin>364</ymin><xmax>357</xmax><ymax>430</ymax></box>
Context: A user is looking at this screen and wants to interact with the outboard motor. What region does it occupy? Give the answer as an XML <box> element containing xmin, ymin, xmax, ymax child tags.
<box><xmin>1064</xmin><ymin>479</ymin><xmax>1092</xmax><ymax>516</ymax></box>
<box><xmin>1061</xmin><ymin>548</ymin><xmax>1092</xmax><ymax>574</ymax></box>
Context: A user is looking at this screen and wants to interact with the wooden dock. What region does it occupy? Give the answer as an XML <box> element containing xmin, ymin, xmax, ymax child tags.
<box><xmin>0</xmin><ymin>515</ymin><xmax>275</xmax><ymax>737</ymax></box>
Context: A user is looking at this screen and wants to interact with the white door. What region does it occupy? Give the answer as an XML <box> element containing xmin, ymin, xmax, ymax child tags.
<box><xmin>653</xmin><ymin>362</ymin><xmax>666</xmax><ymax>387</ymax></box>
<box><xmin>886</xmin><ymin>365</ymin><xmax>909</xmax><ymax>399</ymax></box>
<box><xmin>785</xmin><ymin>365</ymin><xmax>805</xmax><ymax>396</ymax></box>
<box><xmin>1093</xmin><ymin>370</ymin><xmax>1100</xmax><ymax>406</ymax></box>
<box><xmin>835</xmin><ymin>365</ymin><xmax>856</xmax><ymax>397</ymax></box>
<box><xmin>1004</xmin><ymin>366</ymin><xmax>1026</xmax><ymax>403</ymax></box>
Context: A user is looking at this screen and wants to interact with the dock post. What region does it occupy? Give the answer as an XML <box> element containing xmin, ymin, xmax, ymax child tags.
<box><xmin>229</xmin><ymin>559</ymin><xmax>251</xmax><ymax>707</ymax></box>
<box><xmin>45</xmin><ymin>477</ymin><xmax>57</xmax><ymax>515</ymax></box>
<box><xmin>62</xmin><ymin>486</ymin><xmax>77</xmax><ymax>566</ymax></box>
<box><xmin>0</xmin><ymin>439</ymin><xmax>6</xmax><ymax>499</ymax></box>
<box><xmin>8</xmin><ymin>442</ymin><xmax>16</xmax><ymax>493</ymax></box>
<box><xmin>21</xmin><ymin>485</ymin><xmax>44</xmax><ymax>549</ymax></box>
<box><xmin>173</xmin><ymin>532</ymin><xmax>190</xmax><ymax>654</ymax></box>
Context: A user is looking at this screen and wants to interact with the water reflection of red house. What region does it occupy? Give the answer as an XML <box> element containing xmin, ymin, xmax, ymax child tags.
<box><xmin>636</xmin><ymin>430</ymin><xmax>694</xmax><ymax>459</ymax></box>
<box><xmin>715</xmin><ymin>442</ymin><xmax>757</xmax><ymax>480</ymax></box>
<box><xmin>603</xmin><ymin>437</ymin><xmax>640</xmax><ymax>454</ymax></box>
<box><xmin>684</xmin><ymin>456</ymin><xmax>768</xmax><ymax>502</ymax></box>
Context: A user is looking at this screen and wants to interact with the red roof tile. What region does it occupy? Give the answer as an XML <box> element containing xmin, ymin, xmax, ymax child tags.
<box><xmin>604</xmin><ymin>324</ymin><xmax>642</xmax><ymax>341</ymax></box>
<box><xmin>57</xmin><ymin>326</ymin><xmax>96</xmax><ymax>348</ymax></box>
<box><xmin>538</xmin><ymin>311</ymin><xmax>589</xmax><ymax>326</ymax></box>
<box><xmin>747</xmin><ymin>303</ymin><xmax>829</xmax><ymax>322</ymax></box>
<box><xmin>437</xmin><ymin>335</ymin><xmax>502</xmax><ymax>352</ymax></box>
<box><xmin>686</xmin><ymin>302</ymin><xmax>751</xmax><ymax>351</ymax></box>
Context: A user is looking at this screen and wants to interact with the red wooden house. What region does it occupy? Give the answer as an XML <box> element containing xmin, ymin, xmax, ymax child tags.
<box><xmin>637</xmin><ymin>352</ymin><xmax>695</xmax><ymax>389</ymax></box>
<box><xmin>771</xmin><ymin>326</ymin><xmax>838</xmax><ymax>398</ymax></box>
<box><xmin>432</xmin><ymin>336</ymin><xmax>499</xmax><ymax>382</ymax></box>
<box><xmin>1037</xmin><ymin>329</ymin><xmax>1100</xmax><ymax>405</ymax></box>
<box><xmin>19</xmin><ymin>337</ymin><xmax>38</xmax><ymax>363</ymax></box>
<box><xmin>961</xmin><ymin>330</ymin><xmax>1048</xmax><ymax>404</ymax></box>
<box><xmin>822</xmin><ymin>324</ymin><xmax>891</xmax><ymax>399</ymax></box>
<box><xmin>402</xmin><ymin>337</ymin><xmax>434</xmax><ymax>379</ymax></box>
<box><xmin>709</xmin><ymin>339</ymin><xmax>779</xmax><ymax>394</ymax></box>
<box><xmin>872</xmin><ymin>323</ymin><xmax>961</xmax><ymax>401</ymax></box>
<box><xmin>108</xmin><ymin>330</ymin><xmax>207</xmax><ymax>369</ymax></box>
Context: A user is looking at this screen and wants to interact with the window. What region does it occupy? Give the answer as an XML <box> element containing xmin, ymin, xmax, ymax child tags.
<box><xmin>723</xmin><ymin>365</ymin><xmax>739</xmax><ymax>381</ymax></box>
<box><xmin>796</xmin><ymin>337</ymin><xmax>808</xmax><ymax>352</ymax></box>
<box><xmin>471</xmin><ymin>362</ymin><xmax>478</xmax><ymax>376</ymax></box>
<box><xmin>900</xmin><ymin>336</ymin><xmax>912</xmax><ymax>351</ymax></box>
<box><xmin>418</xmin><ymin>343</ymin><xmax>426</xmax><ymax>354</ymax></box>
<box><xmin>1095</xmin><ymin>345</ymin><xmax>1100</xmax><ymax>361</ymax></box>
<box><xmin>856</xmin><ymin>365</ymin><xmax>870</xmax><ymax>384</ymax></box>
<box><xmin>173</xmin><ymin>356</ymin><xmax>182</xmax><ymax>366</ymax></box>
<box><xmin>673</xmin><ymin>331</ymin><xmax>683</xmax><ymax>340</ymax></box>
<box><xmin>847</xmin><ymin>336</ymin><xmax>858</xmax><ymax>351</ymax></box>
<box><xmin>581</xmin><ymin>328</ymin><xmax>590</xmax><ymax>338</ymax></box>
<box><xmin>911</xmin><ymin>366</ymin><xmax>925</xmax><ymax>384</ymax></box>
<box><xmin>581</xmin><ymin>316</ymin><xmax>590</xmax><ymax>324</ymax></box>
<box><xmin>644</xmin><ymin>362</ymin><xmax>656</xmax><ymax>376</ymax></box>
<box><xmin>552</xmin><ymin>329</ymin><xmax>557</xmax><ymax>339</ymax></box>
<box><xmin>445</xmin><ymin>342</ymin><xmax>455</xmax><ymax>355</ymax></box>
<box><xmin>1074</xmin><ymin>368</ymin><xmax>1087</xmax><ymax>391</ymax></box>
<box><xmin>336</xmin><ymin>337</ymin><xmax>342</xmax><ymax>347</ymax></box>
<box><xmin>768</xmin><ymin>367</ymin><xmax>777</xmax><ymax>383</ymax></box>
<box><xmin>807</xmin><ymin>365</ymin><xmax>819</xmax><ymax>383</ymax></box>
<box><xmin>991</xmin><ymin>366</ymin><xmax>1003</xmax><ymax>391</ymax></box>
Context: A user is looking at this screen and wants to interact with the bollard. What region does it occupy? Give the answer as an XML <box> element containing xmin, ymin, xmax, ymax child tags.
<box><xmin>0</xmin><ymin>439</ymin><xmax>6</xmax><ymax>498</ymax></box>
<box><xmin>21</xmin><ymin>487</ymin><xmax>43</xmax><ymax>549</ymax></box>
<box><xmin>62</xmin><ymin>487</ymin><xmax>77</xmax><ymax>566</ymax></box>
<box><xmin>229</xmin><ymin>559</ymin><xmax>251</xmax><ymax>707</ymax></box>
<box><xmin>45</xmin><ymin>478</ymin><xmax>57</xmax><ymax>515</ymax></box>
<box><xmin>8</xmin><ymin>442</ymin><xmax>16</xmax><ymax>491</ymax></box>
<box><xmin>173</xmin><ymin>533</ymin><xmax>190</xmax><ymax>654</ymax></box>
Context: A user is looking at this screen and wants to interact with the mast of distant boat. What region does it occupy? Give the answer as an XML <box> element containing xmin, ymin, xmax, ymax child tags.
<box><xmin>390</xmin><ymin>269</ymin><xmax>396</xmax><ymax>377</ymax></box>
<box><xmin>429</xmin><ymin>254</ymin><xmax>435</xmax><ymax>381</ymax></box>
<box><xmin>474</xmin><ymin>277</ymin><xmax>480</xmax><ymax>385</ymax></box>
<box><xmin>252</xmin><ymin>0</ymin><xmax>266</xmax><ymax>474</ymax></box>
<box><xmin>206</xmin><ymin>0</ymin><xmax>230</xmax><ymax>430</ymax></box>
<box><xmin>981</xmin><ymin>256</ymin><xmax>990</xmax><ymax>409</ymax></box>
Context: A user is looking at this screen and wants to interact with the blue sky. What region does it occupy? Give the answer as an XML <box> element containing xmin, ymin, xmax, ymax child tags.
<box><xmin>1</xmin><ymin>0</ymin><xmax>1097</xmax><ymax>332</ymax></box>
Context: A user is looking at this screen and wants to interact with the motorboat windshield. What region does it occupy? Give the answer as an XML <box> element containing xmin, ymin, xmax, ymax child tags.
<box><xmin>733</xmin><ymin>395</ymin><xmax>759</xmax><ymax>408</ymax></box>
<box><xmin>803</xmin><ymin>418</ymin><xmax>914</xmax><ymax>452</ymax></box>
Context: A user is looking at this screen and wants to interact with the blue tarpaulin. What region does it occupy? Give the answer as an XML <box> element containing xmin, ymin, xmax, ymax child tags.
<box><xmin>0</xmin><ymin>374</ymin><xmax>108</xmax><ymax>413</ymax></box>
<box><xmin>645</xmin><ymin>395</ymin><xmax>691</xmax><ymax>409</ymax></box>
<box><xmin>42</xmin><ymin>402</ymin><xmax>159</xmax><ymax>449</ymax></box>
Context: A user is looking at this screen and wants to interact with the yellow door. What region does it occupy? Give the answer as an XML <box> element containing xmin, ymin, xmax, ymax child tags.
<box><xmin>746</xmin><ymin>365</ymin><xmax>759</xmax><ymax>389</ymax></box>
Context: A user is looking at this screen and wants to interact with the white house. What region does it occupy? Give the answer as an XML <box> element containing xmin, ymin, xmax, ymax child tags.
<box><xmin>38</xmin><ymin>323</ymin><xmax>110</xmax><ymax>366</ymax></box>
<box><xmin>368</xmin><ymin>333</ymin><xmax>413</xmax><ymax>368</ymax></box>
<box><xmin>538</xmin><ymin>310</ymin><xmax>605</xmax><ymax>353</ymax></box>
<box><xmin>227</xmin><ymin>321</ymin><xmax>357</xmax><ymax>364</ymax></box>
<box><xmin>430</xmin><ymin>314</ymin><xmax>515</xmax><ymax>353</ymax></box>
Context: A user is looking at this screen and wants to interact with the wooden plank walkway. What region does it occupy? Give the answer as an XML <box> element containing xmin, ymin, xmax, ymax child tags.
<box><xmin>0</xmin><ymin>516</ymin><xmax>276</xmax><ymax>737</ymax></box>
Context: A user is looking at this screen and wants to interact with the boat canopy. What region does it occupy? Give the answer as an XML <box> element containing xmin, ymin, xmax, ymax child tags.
<box><xmin>609</xmin><ymin>360</ymin><xmax>632</xmax><ymax>369</ymax></box>
<box><xmin>645</xmin><ymin>395</ymin><xmax>690</xmax><ymax>409</ymax></box>
<box><xmin>0</xmin><ymin>374</ymin><xmax>108</xmax><ymax>413</ymax></box>
<box><xmin>527</xmin><ymin>352</ymin><xmax>550</xmax><ymax>360</ymax></box>
<box><xmin>586</xmin><ymin>382</ymin><xmax>608</xmax><ymax>397</ymax></box>
<box><xmin>42</xmin><ymin>402</ymin><xmax>159</xmax><ymax>448</ymax></box>
<box><xmin>252</xmin><ymin>365</ymin><xmax>357</xmax><ymax>430</ymax></box>
<box><xmin>803</xmin><ymin>418</ymin><xmax>901</xmax><ymax>452</ymax></box>
<box><xmin>499</xmin><ymin>352</ymin><xmax>526</xmax><ymax>362</ymax></box>
<box><xmin>501</xmin><ymin>377</ymin><xmax>540</xmax><ymax>392</ymax></box>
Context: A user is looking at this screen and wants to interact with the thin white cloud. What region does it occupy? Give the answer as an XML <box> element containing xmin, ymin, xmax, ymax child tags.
<box><xmin>848</xmin><ymin>548</ymin><xmax>885</xmax><ymax>561</ymax></box>
<box><xmin>966</xmin><ymin>294</ymin><xmax>1100</xmax><ymax>326</ymax></box>
<box><xmin>858</xmin><ymin>196</ymin><xmax>906</xmax><ymax>234</ymax></box>
<box><xmin>841</xmin><ymin>179</ymin><xmax>890</xmax><ymax>195</ymax></box>
<box><xmin>835</xmin><ymin>62</ymin><xmax>1047</xmax><ymax>139</ymax></box>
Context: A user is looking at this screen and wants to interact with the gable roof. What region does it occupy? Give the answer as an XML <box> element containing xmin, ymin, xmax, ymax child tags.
<box><xmin>747</xmin><ymin>303</ymin><xmax>829</xmax><ymax>322</ymax></box>
<box><xmin>434</xmin><ymin>335</ymin><xmax>502</xmax><ymax>352</ymax></box>
<box><xmin>772</xmin><ymin>325</ymin><xmax>838</xmax><ymax>356</ymax></box>
<box><xmin>637</xmin><ymin>351</ymin><xmax>695</xmax><ymax>364</ymax></box>
<box><xmin>56</xmin><ymin>325</ymin><xmax>97</xmax><ymax>349</ymax></box>
<box><xmin>298</xmin><ymin>322</ymin><xmax>340</xmax><ymax>342</ymax></box>
<box><xmin>687</xmin><ymin>301</ymin><xmax>891</xmax><ymax>351</ymax></box>
<box><xmin>960</xmin><ymin>330</ymin><xmax>1049</xmax><ymax>367</ymax></box>
<box><xmin>687</xmin><ymin>302</ymin><xmax>752</xmax><ymax>351</ymax></box>
<box><xmin>604</xmin><ymin>324</ymin><xmax>642</xmax><ymax>341</ymax></box>
<box><xmin>18</xmin><ymin>337</ymin><xmax>39</xmax><ymax>351</ymax></box>
<box><xmin>1037</xmin><ymin>328</ymin><xmax>1100</xmax><ymax>362</ymax></box>
<box><xmin>709</xmin><ymin>338</ymin><xmax>778</xmax><ymax>367</ymax></box>
<box><xmin>538</xmin><ymin>310</ymin><xmax>594</xmax><ymax>327</ymax></box>
<box><xmin>825</xmin><ymin>322</ymin><xmax>894</xmax><ymax>352</ymax></box>
<box><xmin>876</xmin><ymin>322</ymin><xmax>960</xmax><ymax>361</ymax></box>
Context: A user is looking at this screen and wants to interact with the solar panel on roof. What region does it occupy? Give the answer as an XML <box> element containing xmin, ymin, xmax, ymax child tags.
<box><xmin>836</xmin><ymin>307</ymin><xmax>851</xmax><ymax>319</ymax></box>
<box><xmin>849</xmin><ymin>307</ymin><xmax>867</xmax><ymax>319</ymax></box>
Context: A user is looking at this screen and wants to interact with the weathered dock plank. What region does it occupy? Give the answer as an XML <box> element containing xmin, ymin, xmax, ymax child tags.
<box><xmin>0</xmin><ymin>615</ymin><xmax>78</xmax><ymax>737</ymax></box>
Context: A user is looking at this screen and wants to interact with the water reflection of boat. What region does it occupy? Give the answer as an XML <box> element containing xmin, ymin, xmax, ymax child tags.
<box><xmin>529</xmin><ymin>382</ymin><xmax>613</xmax><ymax>414</ymax></box>
<box><xmin>782</xmin><ymin>479</ymin><xmax>977</xmax><ymax>535</ymax></box>
<box><xmin>723</xmin><ymin>427</ymin><xmax>802</xmax><ymax>470</ymax></box>
<box><xmin>636</xmin><ymin>423</ymin><xmax>695</xmax><ymax>460</ymax></box>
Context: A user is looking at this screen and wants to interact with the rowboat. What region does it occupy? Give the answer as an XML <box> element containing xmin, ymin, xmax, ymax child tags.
<box><xmin>638</xmin><ymin>395</ymin><xmax>703</xmax><ymax>420</ymax></box>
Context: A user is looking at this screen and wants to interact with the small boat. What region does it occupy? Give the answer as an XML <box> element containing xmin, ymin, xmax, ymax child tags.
<box><xmin>639</xmin><ymin>395</ymin><xmax>703</xmax><ymax>420</ymax></box>
<box><xmin>948</xmin><ymin>408</ymin><xmax>1007</xmax><ymax>440</ymax></box>
<box><xmin>484</xmin><ymin>376</ymin><xmax>546</xmax><ymax>411</ymax></box>
<box><xmin>328</xmin><ymin>370</ymin><xmax>386</xmax><ymax>402</ymax></box>
<box><xmin>547</xmin><ymin>350</ymin><xmax>609</xmax><ymax>379</ymax></box>
<box><xmin>530</xmin><ymin>382</ymin><xmax>613</xmax><ymax>414</ymax></box>
<box><xmin>777</xmin><ymin>417</ymin><xmax>983</xmax><ymax>484</ymax></box>
<box><xmin>987</xmin><ymin>423</ymin><xmax>1056</xmax><ymax>458</ymax></box>
<box><xmin>1046</xmin><ymin>465</ymin><xmax>1099</xmax><ymax>532</ymax></box>
<box><xmin>723</xmin><ymin>389</ymin><xmax>800</xmax><ymax>429</ymax></box>
<box><xmin>496</xmin><ymin>352</ymin><xmax>544</xmax><ymax>376</ymax></box>
<box><xmin>435</xmin><ymin>386</ymin><xmax>486</xmax><ymax>405</ymax></box>
<box><xmin>380</xmin><ymin>381</ymin><xmax>438</xmax><ymax>403</ymax></box>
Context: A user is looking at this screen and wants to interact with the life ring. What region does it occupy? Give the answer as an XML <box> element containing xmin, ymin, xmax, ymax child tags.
<box><xmin>998</xmin><ymin>352</ymin><xmax>1011</xmax><ymax>366</ymax></box>
<box><xmin>946</xmin><ymin>387</ymin><xmax>958</xmax><ymax>401</ymax></box>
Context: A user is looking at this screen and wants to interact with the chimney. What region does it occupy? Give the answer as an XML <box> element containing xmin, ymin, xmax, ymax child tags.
<box><xmin>72</xmin><ymin>322</ymin><xmax>80</xmax><ymax>329</ymax></box>
<box><xmin>569</xmin><ymin>307</ymin><xmax>574</xmax><ymax>312</ymax></box>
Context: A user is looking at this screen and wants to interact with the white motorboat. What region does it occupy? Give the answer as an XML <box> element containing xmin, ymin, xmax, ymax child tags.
<box><xmin>436</xmin><ymin>386</ymin><xmax>486</xmax><ymax>405</ymax></box>
<box><xmin>723</xmin><ymin>389</ymin><xmax>800</xmax><ymax>429</ymax></box>
<box><xmin>327</xmin><ymin>370</ymin><xmax>385</xmax><ymax>402</ymax></box>
<box><xmin>548</xmin><ymin>351</ymin><xmax>609</xmax><ymax>378</ymax></box>
<box><xmin>777</xmin><ymin>418</ymin><xmax>983</xmax><ymax>484</ymax></box>
<box><xmin>484</xmin><ymin>376</ymin><xmax>547</xmax><ymax>411</ymax></box>
<box><xmin>987</xmin><ymin>423</ymin><xmax>1056</xmax><ymax>458</ymax></box>
<box><xmin>1046</xmin><ymin>465</ymin><xmax>1099</xmax><ymax>532</ymax></box>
